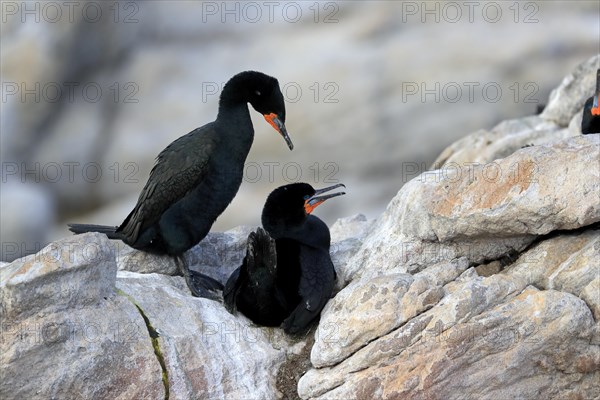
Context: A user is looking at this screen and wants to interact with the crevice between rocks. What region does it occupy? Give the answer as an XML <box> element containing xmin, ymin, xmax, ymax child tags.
<box><xmin>275</xmin><ymin>327</ymin><xmax>317</xmax><ymax>400</ymax></box>
<box><xmin>470</xmin><ymin>222</ymin><xmax>600</xmax><ymax>324</ymax></box>
<box><xmin>472</xmin><ymin>221</ymin><xmax>600</xmax><ymax>276</ymax></box>
<box><xmin>117</xmin><ymin>289</ymin><xmax>170</xmax><ymax>400</ymax></box>
<box><xmin>134</xmin><ymin>304</ymin><xmax>170</xmax><ymax>400</ymax></box>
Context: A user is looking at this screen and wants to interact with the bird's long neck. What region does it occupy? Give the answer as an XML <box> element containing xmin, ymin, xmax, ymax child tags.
<box><xmin>215</xmin><ymin>100</ymin><xmax>255</xmax><ymax>160</ymax></box>
<box><xmin>216</xmin><ymin>102</ymin><xmax>252</xmax><ymax>128</ymax></box>
<box><xmin>300</xmin><ymin>216</ymin><xmax>331</xmax><ymax>249</ymax></box>
<box><xmin>266</xmin><ymin>215</ymin><xmax>331</xmax><ymax>250</ymax></box>
<box><xmin>216</xmin><ymin>78</ymin><xmax>255</xmax><ymax>147</ymax></box>
<box><xmin>218</xmin><ymin>74</ymin><xmax>251</xmax><ymax>113</ymax></box>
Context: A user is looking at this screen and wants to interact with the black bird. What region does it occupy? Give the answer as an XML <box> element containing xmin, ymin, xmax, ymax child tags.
<box><xmin>582</xmin><ymin>68</ymin><xmax>600</xmax><ymax>135</ymax></box>
<box><xmin>223</xmin><ymin>183</ymin><xmax>345</xmax><ymax>334</ymax></box>
<box><xmin>68</xmin><ymin>71</ymin><xmax>293</xmax><ymax>297</ymax></box>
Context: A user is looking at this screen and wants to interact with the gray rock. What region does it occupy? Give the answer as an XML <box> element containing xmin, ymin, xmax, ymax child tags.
<box><xmin>431</xmin><ymin>116</ymin><xmax>572</xmax><ymax>168</ymax></box>
<box><xmin>432</xmin><ymin>54</ymin><xmax>599</xmax><ymax>172</ymax></box>
<box><xmin>339</xmin><ymin>195</ymin><xmax>532</xmax><ymax>289</ymax></box>
<box><xmin>502</xmin><ymin>229</ymin><xmax>599</xmax><ymax>299</ymax></box>
<box><xmin>413</xmin><ymin>135</ymin><xmax>600</xmax><ymax>241</ymax></box>
<box><xmin>117</xmin><ymin>243</ymin><xmax>180</xmax><ymax>276</ymax></box>
<box><xmin>116</xmin><ymin>271</ymin><xmax>293</xmax><ymax>399</ymax></box>
<box><xmin>117</xmin><ymin>219</ymin><xmax>369</xmax><ymax>289</ymax></box>
<box><xmin>541</xmin><ymin>54</ymin><xmax>599</xmax><ymax>126</ymax></box>
<box><xmin>0</xmin><ymin>233</ymin><xmax>165</xmax><ymax>399</ymax></box>
<box><xmin>581</xmin><ymin>277</ymin><xmax>600</xmax><ymax>328</ymax></box>
<box><xmin>341</xmin><ymin>134</ymin><xmax>599</xmax><ymax>287</ymax></box>
<box><xmin>298</xmin><ymin>59</ymin><xmax>600</xmax><ymax>399</ymax></box>
<box><xmin>311</xmin><ymin>258</ymin><xmax>469</xmax><ymax>369</ymax></box>
<box><xmin>115</xmin><ymin>226</ymin><xmax>253</xmax><ymax>280</ymax></box>
<box><xmin>1</xmin><ymin>233</ymin><xmax>115</xmax><ymax>321</ymax></box>
<box><xmin>299</xmin><ymin>287</ymin><xmax>598</xmax><ymax>399</ymax></box>
<box><xmin>0</xmin><ymin>232</ymin><xmax>304</xmax><ymax>400</ymax></box>
<box><xmin>186</xmin><ymin>226</ymin><xmax>255</xmax><ymax>284</ymax></box>
<box><xmin>329</xmin><ymin>214</ymin><xmax>373</xmax><ymax>242</ymax></box>
<box><xmin>299</xmin><ymin>227</ymin><xmax>600</xmax><ymax>397</ymax></box>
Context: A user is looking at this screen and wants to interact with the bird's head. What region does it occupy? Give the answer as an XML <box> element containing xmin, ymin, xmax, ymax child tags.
<box><xmin>243</xmin><ymin>71</ymin><xmax>293</xmax><ymax>150</ymax></box>
<box><xmin>261</xmin><ymin>182</ymin><xmax>346</xmax><ymax>238</ymax></box>
<box><xmin>220</xmin><ymin>71</ymin><xmax>293</xmax><ymax>150</ymax></box>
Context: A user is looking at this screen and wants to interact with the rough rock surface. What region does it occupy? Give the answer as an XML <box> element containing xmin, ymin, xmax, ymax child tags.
<box><xmin>1</xmin><ymin>215</ymin><xmax>369</xmax><ymax>399</ymax></box>
<box><xmin>299</xmin><ymin>286</ymin><xmax>598</xmax><ymax>399</ymax></box>
<box><xmin>0</xmin><ymin>233</ymin><xmax>309</xmax><ymax>400</ymax></box>
<box><xmin>116</xmin><ymin>271</ymin><xmax>290</xmax><ymax>399</ymax></box>
<box><xmin>298</xmin><ymin>227</ymin><xmax>600</xmax><ymax>399</ymax></box>
<box><xmin>0</xmin><ymin>233</ymin><xmax>165</xmax><ymax>399</ymax></box>
<box><xmin>2</xmin><ymin>58</ymin><xmax>599</xmax><ymax>400</ymax></box>
<box><xmin>422</xmin><ymin>135</ymin><xmax>599</xmax><ymax>240</ymax></box>
<box><xmin>299</xmin><ymin>56</ymin><xmax>600</xmax><ymax>399</ymax></box>
<box><xmin>540</xmin><ymin>54</ymin><xmax>599</xmax><ymax>126</ymax></box>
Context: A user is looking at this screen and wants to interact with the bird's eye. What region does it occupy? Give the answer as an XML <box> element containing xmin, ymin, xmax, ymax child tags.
<box><xmin>303</xmin><ymin>195</ymin><xmax>310</xmax><ymax>200</ymax></box>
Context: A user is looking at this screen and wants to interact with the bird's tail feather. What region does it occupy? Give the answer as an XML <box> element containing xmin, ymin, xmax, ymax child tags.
<box><xmin>68</xmin><ymin>223</ymin><xmax>120</xmax><ymax>239</ymax></box>
<box><xmin>247</xmin><ymin>227</ymin><xmax>277</xmax><ymax>275</ymax></box>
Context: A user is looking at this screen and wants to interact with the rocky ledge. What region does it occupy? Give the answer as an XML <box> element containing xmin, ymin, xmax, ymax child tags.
<box><xmin>1</xmin><ymin>56</ymin><xmax>599</xmax><ymax>399</ymax></box>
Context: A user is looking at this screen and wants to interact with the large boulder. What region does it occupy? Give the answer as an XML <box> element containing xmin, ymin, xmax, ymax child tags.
<box><xmin>299</xmin><ymin>227</ymin><xmax>600</xmax><ymax>399</ymax></box>
<box><xmin>115</xmin><ymin>271</ymin><xmax>291</xmax><ymax>399</ymax></box>
<box><xmin>299</xmin><ymin>285</ymin><xmax>598</xmax><ymax>399</ymax></box>
<box><xmin>0</xmin><ymin>233</ymin><xmax>165</xmax><ymax>399</ymax></box>
<box><xmin>0</xmin><ymin>233</ymin><xmax>310</xmax><ymax>400</ymax></box>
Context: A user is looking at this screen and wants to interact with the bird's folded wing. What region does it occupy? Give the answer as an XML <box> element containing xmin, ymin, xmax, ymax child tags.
<box><xmin>283</xmin><ymin>246</ymin><xmax>335</xmax><ymax>333</ymax></box>
<box><xmin>117</xmin><ymin>126</ymin><xmax>218</xmax><ymax>242</ymax></box>
<box><xmin>298</xmin><ymin>247</ymin><xmax>335</xmax><ymax>312</ymax></box>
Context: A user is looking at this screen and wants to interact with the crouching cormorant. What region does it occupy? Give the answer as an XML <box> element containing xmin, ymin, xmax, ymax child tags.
<box><xmin>68</xmin><ymin>71</ymin><xmax>293</xmax><ymax>297</ymax></box>
<box><xmin>223</xmin><ymin>183</ymin><xmax>345</xmax><ymax>334</ymax></box>
<box><xmin>582</xmin><ymin>68</ymin><xmax>600</xmax><ymax>134</ymax></box>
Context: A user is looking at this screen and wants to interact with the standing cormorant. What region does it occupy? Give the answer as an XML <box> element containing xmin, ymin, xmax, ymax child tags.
<box><xmin>69</xmin><ymin>71</ymin><xmax>293</xmax><ymax>297</ymax></box>
<box><xmin>223</xmin><ymin>183</ymin><xmax>345</xmax><ymax>334</ymax></box>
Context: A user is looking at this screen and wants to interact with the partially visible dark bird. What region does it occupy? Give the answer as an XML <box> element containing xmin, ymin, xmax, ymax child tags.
<box><xmin>69</xmin><ymin>71</ymin><xmax>293</xmax><ymax>297</ymax></box>
<box><xmin>223</xmin><ymin>182</ymin><xmax>345</xmax><ymax>334</ymax></box>
<box><xmin>582</xmin><ymin>68</ymin><xmax>600</xmax><ymax>135</ymax></box>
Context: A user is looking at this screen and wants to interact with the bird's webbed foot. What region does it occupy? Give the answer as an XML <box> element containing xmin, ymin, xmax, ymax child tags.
<box><xmin>176</xmin><ymin>256</ymin><xmax>224</xmax><ymax>301</ymax></box>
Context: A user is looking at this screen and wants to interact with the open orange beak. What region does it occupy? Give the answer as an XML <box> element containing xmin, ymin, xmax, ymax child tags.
<box><xmin>264</xmin><ymin>113</ymin><xmax>293</xmax><ymax>150</ymax></box>
<box><xmin>304</xmin><ymin>183</ymin><xmax>346</xmax><ymax>214</ymax></box>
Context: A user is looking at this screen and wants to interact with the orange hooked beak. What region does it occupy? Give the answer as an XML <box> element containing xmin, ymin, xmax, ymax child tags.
<box><xmin>303</xmin><ymin>183</ymin><xmax>346</xmax><ymax>214</ymax></box>
<box><xmin>264</xmin><ymin>113</ymin><xmax>293</xmax><ymax>150</ymax></box>
<box><xmin>592</xmin><ymin>96</ymin><xmax>600</xmax><ymax>116</ymax></box>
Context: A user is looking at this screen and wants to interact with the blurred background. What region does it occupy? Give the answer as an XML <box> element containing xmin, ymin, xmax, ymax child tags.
<box><xmin>1</xmin><ymin>1</ymin><xmax>598</xmax><ymax>261</ymax></box>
